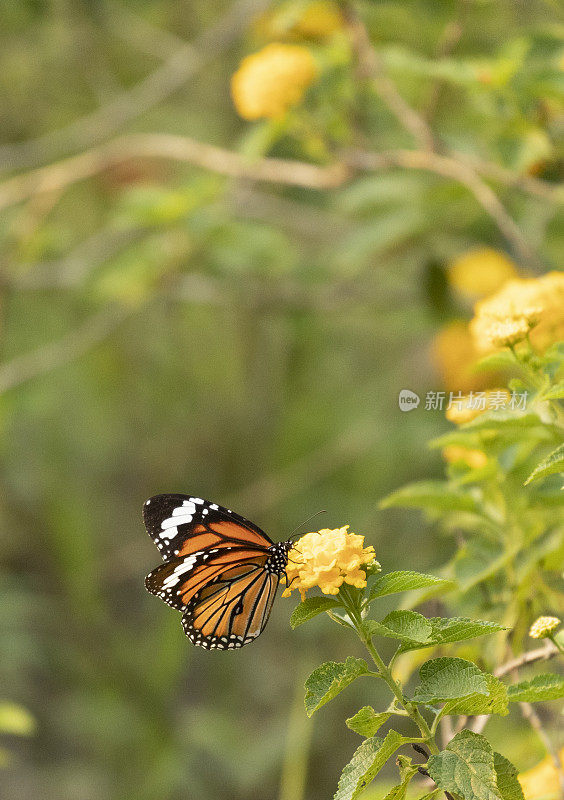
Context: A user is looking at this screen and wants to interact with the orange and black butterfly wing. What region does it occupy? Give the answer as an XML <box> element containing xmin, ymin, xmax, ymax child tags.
<box><xmin>143</xmin><ymin>494</ymin><xmax>273</xmax><ymax>562</ymax></box>
<box><xmin>181</xmin><ymin>564</ymin><xmax>280</xmax><ymax>649</ymax></box>
<box><xmin>145</xmin><ymin>547</ymin><xmax>270</xmax><ymax>611</ymax></box>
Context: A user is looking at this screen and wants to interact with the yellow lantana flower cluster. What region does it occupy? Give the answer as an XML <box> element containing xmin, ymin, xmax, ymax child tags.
<box><xmin>282</xmin><ymin>526</ymin><xmax>378</xmax><ymax>600</ymax></box>
<box><xmin>470</xmin><ymin>271</ymin><xmax>564</xmax><ymax>353</ymax></box>
<box><xmin>448</xmin><ymin>248</ymin><xmax>518</xmax><ymax>300</ymax></box>
<box><xmin>529</xmin><ymin>616</ymin><xmax>561</xmax><ymax>639</ymax></box>
<box><xmin>231</xmin><ymin>43</ymin><xmax>317</xmax><ymax>120</ymax></box>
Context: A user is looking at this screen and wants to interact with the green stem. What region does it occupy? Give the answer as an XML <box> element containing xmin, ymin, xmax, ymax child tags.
<box><xmin>340</xmin><ymin>589</ymin><xmax>439</xmax><ymax>754</ymax></box>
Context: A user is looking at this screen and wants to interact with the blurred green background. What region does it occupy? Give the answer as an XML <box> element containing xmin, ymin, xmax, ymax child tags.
<box><xmin>0</xmin><ymin>1</ymin><xmax>562</xmax><ymax>798</ymax></box>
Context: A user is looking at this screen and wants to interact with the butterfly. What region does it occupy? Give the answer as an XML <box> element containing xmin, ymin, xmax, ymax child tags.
<box><xmin>143</xmin><ymin>494</ymin><xmax>294</xmax><ymax>650</ymax></box>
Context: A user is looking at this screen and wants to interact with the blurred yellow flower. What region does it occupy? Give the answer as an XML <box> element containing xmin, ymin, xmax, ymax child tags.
<box><xmin>231</xmin><ymin>43</ymin><xmax>318</xmax><ymax>120</ymax></box>
<box><xmin>519</xmin><ymin>747</ymin><xmax>564</xmax><ymax>800</ymax></box>
<box><xmin>529</xmin><ymin>616</ymin><xmax>561</xmax><ymax>639</ymax></box>
<box><xmin>442</xmin><ymin>445</ymin><xmax>488</xmax><ymax>469</ymax></box>
<box><xmin>290</xmin><ymin>2</ymin><xmax>344</xmax><ymax>38</ymax></box>
<box><xmin>448</xmin><ymin>248</ymin><xmax>518</xmax><ymax>300</ymax></box>
<box><xmin>256</xmin><ymin>1</ymin><xmax>344</xmax><ymax>40</ymax></box>
<box><xmin>282</xmin><ymin>526</ymin><xmax>378</xmax><ymax>600</ymax></box>
<box><xmin>470</xmin><ymin>272</ymin><xmax>564</xmax><ymax>353</ymax></box>
<box><xmin>431</xmin><ymin>320</ymin><xmax>494</xmax><ymax>393</ymax></box>
<box><xmin>445</xmin><ymin>389</ymin><xmax>510</xmax><ymax>424</ymax></box>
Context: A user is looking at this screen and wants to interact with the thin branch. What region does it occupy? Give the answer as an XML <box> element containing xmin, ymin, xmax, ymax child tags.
<box><xmin>464</xmin><ymin>642</ymin><xmax>558</xmax><ymax>736</ymax></box>
<box><xmin>0</xmin><ymin>133</ymin><xmax>349</xmax><ymax>212</ymax></box>
<box><xmin>453</xmin><ymin>152</ymin><xmax>563</xmax><ymax>203</ymax></box>
<box><xmin>104</xmin><ymin>1</ymin><xmax>191</xmax><ymax>60</ymax></box>
<box><xmin>0</xmin><ymin>305</ymin><xmax>130</xmax><ymax>395</ymax></box>
<box><xmin>340</xmin><ymin>1</ymin><xmax>435</xmax><ymax>151</ymax></box>
<box><xmin>344</xmin><ymin>149</ymin><xmax>544</xmax><ymax>270</ymax></box>
<box><xmin>0</xmin><ymin>0</ymin><xmax>273</xmax><ymax>173</ymax></box>
<box><xmin>493</xmin><ymin>642</ymin><xmax>558</xmax><ymax>678</ymax></box>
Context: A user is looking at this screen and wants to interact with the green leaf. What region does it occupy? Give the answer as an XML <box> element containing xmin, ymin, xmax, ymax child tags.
<box><xmin>427</xmin><ymin>617</ymin><xmax>507</xmax><ymax>645</ymax></box>
<box><xmin>364</xmin><ymin>611</ymin><xmax>433</xmax><ymax>646</ymax></box>
<box><xmin>463</xmin><ymin>411</ymin><xmax>541</xmax><ymax>432</ymax></box>
<box><xmin>525</xmin><ymin>443</ymin><xmax>564</xmax><ymax>485</ymax></box>
<box><xmin>493</xmin><ymin>752</ymin><xmax>524</xmax><ymax>800</ymax></box>
<box><xmin>413</xmin><ymin>658</ymin><xmax>489</xmax><ymax>704</ymax></box>
<box><xmin>379</xmin><ymin>481</ymin><xmax>480</xmax><ymax>513</ymax></box>
<box><xmin>334</xmin><ymin>730</ymin><xmax>408</xmax><ymax>800</ymax></box>
<box><xmin>508</xmin><ymin>673</ymin><xmax>564</xmax><ymax>703</ymax></box>
<box><xmin>382</xmin><ymin>765</ymin><xmax>420</xmax><ymax>800</ymax></box>
<box><xmin>542</xmin><ymin>380</ymin><xmax>564</xmax><ymax>400</ymax></box>
<box><xmin>381</xmin><ymin>611</ymin><xmax>434</xmax><ymax>643</ymax></box>
<box><xmin>427</xmin><ymin>730</ymin><xmax>502</xmax><ymax>800</ymax></box>
<box><xmin>473</xmin><ymin>351</ymin><xmax>518</xmax><ymax>373</ymax></box>
<box><xmin>290</xmin><ymin>597</ymin><xmax>341</xmax><ymax>629</ymax></box>
<box><xmin>304</xmin><ymin>657</ymin><xmax>369</xmax><ymax>717</ymax></box>
<box><xmin>368</xmin><ymin>571</ymin><xmax>454</xmax><ymax>601</ymax></box>
<box><xmin>442</xmin><ymin>674</ymin><xmax>509</xmax><ymax>717</ymax></box>
<box><xmin>0</xmin><ymin>703</ymin><xmax>36</xmax><ymax>736</ymax></box>
<box><xmin>345</xmin><ymin>707</ymin><xmax>391</xmax><ymax>737</ymax></box>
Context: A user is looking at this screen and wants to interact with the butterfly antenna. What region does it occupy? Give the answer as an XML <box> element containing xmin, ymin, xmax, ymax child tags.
<box><xmin>288</xmin><ymin>510</ymin><xmax>327</xmax><ymax>541</ymax></box>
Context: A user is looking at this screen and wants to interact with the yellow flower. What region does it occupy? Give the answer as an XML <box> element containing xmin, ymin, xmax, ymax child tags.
<box><xmin>519</xmin><ymin>747</ymin><xmax>564</xmax><ymax>800</ymax></box>
<box><xmin>470</xmin><ymin>272</ymin><xmax>564</xmax><ymax>353</ymax></box>
<box><xmin>445</xmin><ymin>390</ymin><xmax>510</xmax><ymax>424</ymax></box>
<box><xmin>256</xmin><ymin>1</ymin><xmax>344</xmax><ymax>40</ymax></box>
<box><xmin>442</xmin><ymin>446</ymin><xmax>488</xmax><ymax>469</ymax></box>
<box><xmin>231</xmin><ymin>43</ymin><xmax>318</xmax><ymax>120</ymax></box>
<box><xmin>282</xmin><ymin>526</ymin><xmax>378</xmax><ymax>600</ymax></box>
<box><xmin>290</xmin><ymin>2</ymin><xmax>344</xmax><ymax>39</ymax></box>
<box><xmin>448</xmin><ymin>248</ymin><xmax>518</xmax><ymax>300</ymax></box>
<box><xmin>431</xmin><ymin>321</ymin><xmax>496</xmax><ymax>393</ymax></box>
<box><xmin>529</xmin><ymin>616</ymin><xmax>561</xmax><ymax>639</ymax></box>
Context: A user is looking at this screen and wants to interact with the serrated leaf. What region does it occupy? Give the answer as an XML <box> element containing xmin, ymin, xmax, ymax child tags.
<box><xmin>493</xmin><ymin>752</ymin><xmax>524</xmax><ymax>800</ymax></box>
<box><xmin>413</xmin><ymin>657</ymin><xmax>489</xmax><ymax>704</ymax></box>
<box><xmin>427</xmin><ymin>730</ymin><xmax>502</xmax><ymax>800</ymax></box>
<box><xmin>427</xmin><ymin>617</ymin><xmax>507</xmax><ymax>645</ymax></box>
<box><xmin>0</xmin><ymin>703</ymin><xmax>36</xmax><ymax>736</ymax></box>
<box><xmin>442</xmin><ymin>674</ymin><xmax>509</xmax><ymax>717</ymax></box>
<box><xmin>364</xmin><ymin>611</ymin><xmax>433</xmax><ymax>647</ymax></box>
<box><xmin>290</xmin><ymin>597</ymin><xmax>341</xmax><ymax>629</ymax></box>
<box><xmin>380</xmin><ymin>481</ymin><xmax>480</xmax><ymax>513</ymax></box>
<box><xmin>346</xmin><ymin>706</ymin><xmax>391</xmax><ymax>737</ymax></box>
<box><xmin>304</xmin><ymin>657</ymin><xmax>369</xmax><ymax>717</ymax></box>
<box><xmin>368</xmin><ymin>571</ymin><xmax>454</xmax><ymax>601</ymax></box>
<box><xmin>381</xmin><ymin>611</ymin><xmax>434</xmax><ymax>643</ymax></box>
<box><xmin>525</xmin><ymin>443</ymin><xmax>564</xmax><ymax>485</ymax></box>
<box><xmin>334</xmin><ymin>730</ymin><xmax>408</xmax><ymax>800</ymax></box>
<box><xmin>507</xmin><ymin>673</ymin><xmax>564</xmax><ymax>703</ymax></box>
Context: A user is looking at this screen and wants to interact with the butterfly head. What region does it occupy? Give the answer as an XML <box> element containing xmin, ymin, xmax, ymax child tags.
<box><xmin>266</xmin><ymin>540</ymin><xmax>294</xmax><ymax>575</ymax></box>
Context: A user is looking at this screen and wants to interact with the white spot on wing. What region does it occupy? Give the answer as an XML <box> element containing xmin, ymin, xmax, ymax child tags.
<box><xmin>162</xmin><ymin>553</ymin><xmax>201</xmax><ymax>588</ymax></box>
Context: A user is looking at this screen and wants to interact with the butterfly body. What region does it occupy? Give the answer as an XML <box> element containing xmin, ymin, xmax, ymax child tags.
<box><xmin>143</xmin><ymin>494</ymin><xmax>292</xmax><ymax>650</ymax></box>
